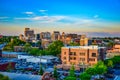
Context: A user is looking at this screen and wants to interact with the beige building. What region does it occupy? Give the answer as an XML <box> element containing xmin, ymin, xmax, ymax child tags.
<box><xmin>41</xmin><ymin>39</ymin><xmax>52</xmax><ymax>49</ymax></box>
<box><xmin>51</xmin><ymin>31</ymin><xmax>60</xmax><ymax>41</ymax></box>
<box><xmin>80</xmin><ymin>38</ymin><xmax>88</xmax><ymax>46</ymax></box>
<box><xmin>61</xmin><ymin>46</ymin><xmax>106</xmax><ymax>67</ymax></box>
<box><xmin>19</xmin><ymin>34</ymin><xmax>25</xmax><ymax>41</ymax></box>
<box><xmin>106</xmin><ymin>44</ymin><xmax>120</xmax><ymax>58</ymax></box>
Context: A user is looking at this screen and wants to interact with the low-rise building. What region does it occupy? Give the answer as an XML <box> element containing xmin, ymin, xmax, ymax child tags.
<box><xmin>2</xmin><ymin>51</ymin><xmax>26</xmax><ymax>58</ymax></box>
<box><xmin>18</xmin><ymin>55</ymin><xmax>59</xmax><ymax>63</ymax></box>
<box><xmin>61</xmin><ymin>46</ymin><xmax>106</xmax><ymax>67</ymax></box>
<box><xmin>106</xmin><ymin>44</ymin><xmax>120</xmax><ymax>58</ymax></box>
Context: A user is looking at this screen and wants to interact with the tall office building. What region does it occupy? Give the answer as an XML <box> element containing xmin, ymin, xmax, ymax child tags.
<box><xmin>24</xmin><ymin>28</ymin><xmax>35</xmax><ymax>41</ymax></box>
<box><xmin>51</xmin><ymin>31</ymin><xmax>60</xmax><ymax>41</ymax></box>
<box><xmin>40</xmin><ymin>32</ymin><xmax>51</xmax><ymax>39</ymax></box>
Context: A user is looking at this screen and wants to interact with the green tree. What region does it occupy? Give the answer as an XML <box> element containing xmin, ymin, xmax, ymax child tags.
<box><xmin>39</xmin><ymin>65</ymin><xmax>44</xmax><ymax>75</ymax></box>
<box><xmin>111</xmin><ymin>56</ymin><xmax>120</xmax><ymax>64</ymax></box>
<box><xmin>69</xmin><ymin>42</ymin><xmax>79</xmax><ymax>46</ymax></box>
<box><xmin>80</xmin><ymin>72</ymin><xmax>91</xmax><ymax>80</ymax></box>
<box><xmin>0</xmin><ymin>74</ymin><xmax>10</xmax><ymax>80</ymax></box>
<box><xmin>107</xmin><ymin>60</ymin><xmax>113</xmax><ymax>68</ymax></box>
<box><xmin>93</xmin><ymin>61</ymin><xmax>107</xmax><ymax>78</ymax></box>
<box><xmin>107</xmin><ymin>41</ymin><xmax>115</xmax><ymax>47</ymax></box>
<box><xmin>64</xmin><ymin>76</ymin><xmax>76</xmax><ymax>80</ymax></box>
<box><xmin>29</xmin><ymin>48</ymin><xmax>40</xmax><ymax>56</ymax></box>
<box><xmin>53</xmin><ymin>66</ymin><xmax>58</xmax><ymax>79</ymax></box>
<box><xmin>69</xmin><ymin>65</ymin><xmax>75</xmax><ymax>77</ymax></box>
<box><xmin>24</xmin><ymin>43</ymin><xmax>32</xmax><ymax>53</ymax></box>
<box><xmin>85</xmin><ymin>67</ymin><xmax>96</xmax><ymax>75</ymax></box>
<box><xmin>47</xmin><ymin>40</ymin><xmax>64</xmax><ymax>56</ymax></box>
<box><xmin>64</xmin><ymin>65</ymin><xmax>76</xmax><ymax>80</ymax></box>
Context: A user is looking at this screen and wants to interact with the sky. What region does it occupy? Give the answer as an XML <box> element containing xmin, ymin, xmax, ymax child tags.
<box><xmin>0</xmin><ymin>0</ymin><xmax>120</xmax><ymax>37</ymax></box>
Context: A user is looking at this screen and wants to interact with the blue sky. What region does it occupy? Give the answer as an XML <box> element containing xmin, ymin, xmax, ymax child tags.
<box><xmin>0</xmin><ymin>0</ymin><xmax>120</xmax><ymax>37</ymax></box>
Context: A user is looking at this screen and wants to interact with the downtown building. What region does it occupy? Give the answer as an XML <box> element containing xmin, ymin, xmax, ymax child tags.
<box><xmin>24</xmin><ymin>28</ymin><xmax>35</xmax><ymax>42</ymax></box>
<box><xmin>61</xmin><ymin>45</ymin><xmax>106</xmax><ymax>67</ymax></box>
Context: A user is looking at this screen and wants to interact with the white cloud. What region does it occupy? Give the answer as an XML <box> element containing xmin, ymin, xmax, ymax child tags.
<box><xmin>14</xmin><ymin>15</ymin><xmax>66</xmax><ymax>23</ymax></box>
<box><xmin>24</xmin><ymin>12</ymin><xmax>34</xmax><ymax>15</ymax></box>
<box><xmin>39</xmin><ymin>10</ymin><xmax>48</xmax><ymax>13</ymax></box>
<box><xmin>94</xmin><ymin>15</ymin><xmax>99</xmax><ymax>18</ymax></box>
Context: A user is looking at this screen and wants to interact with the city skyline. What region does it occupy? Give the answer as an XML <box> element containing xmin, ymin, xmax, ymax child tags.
<box><xmin>0</xmin><ymin>0</ymin><xmax>120</xmax><ymax>37</ymax></box>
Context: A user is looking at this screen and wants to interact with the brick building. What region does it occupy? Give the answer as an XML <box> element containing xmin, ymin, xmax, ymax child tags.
<box><xmin>61</xmin><ymin>46</ymin><xmax>106</xmax><ymax>67</ymax></box>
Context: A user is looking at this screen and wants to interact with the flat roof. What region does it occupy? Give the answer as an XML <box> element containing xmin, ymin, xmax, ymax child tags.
<box><xmin>0</xmin><ymin>72</ymin><xmax>41</xmax><ymax>80</ymax></box>
<box><xmin>62</xmin><ymin>46</ymin><xmax>105</xmax><ymax>49</ymax></box>
<box><xmin>2</xmin><ymin>51</ymin><xmax>26</xmax><ymax>55</ymax></box>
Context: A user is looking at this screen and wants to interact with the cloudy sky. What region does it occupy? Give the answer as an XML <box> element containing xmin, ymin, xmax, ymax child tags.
<box><xmin>0</xmin><ymin>0</ymin><xmax>120</xmax><ymax>37</ymax></box>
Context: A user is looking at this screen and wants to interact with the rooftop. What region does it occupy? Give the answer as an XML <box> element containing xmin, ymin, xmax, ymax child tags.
<box><xmin>0</xmin><ymin>72</ymin><xmax>41</xmax><ymax>80</ymax></box>
<box><xmin>62</xmin><ymin>46</ymin><xmax>105</xmax><ymax>49</ymax></box>
<box><xmin>2</xmin><ymin>51</ymin><xmax>26</xmax><ymax>55</ymax></box>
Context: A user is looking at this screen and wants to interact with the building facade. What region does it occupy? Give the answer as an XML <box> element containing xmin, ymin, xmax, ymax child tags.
<box><xmin>40</xmin><ymin>32</ymin><xmax>51</xmax><ymax>39</ymax></box>
<box><xmin>61</xmin><ymin>46</ymin><xmax>106</xmax><ymax>66</ymax></box>
<box><xmin>106</xmin><ymin>44</ymin><xmax>120</xmax><ymax>58</ymax></box>
<box><xmin>51</xmin><ymin>31</ymin><xmax>60</xmax><ymax>41</ymax></box>
<box><xmin>24</xmin><ymin>28</ymin><xmax>35</xmax><ymax>41</ymax></box>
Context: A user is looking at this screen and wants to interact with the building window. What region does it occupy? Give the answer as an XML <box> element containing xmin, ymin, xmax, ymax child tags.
<box><xmin>89</xmin><ymin>58</ymin><xmax>95</xmax><ymax>61</ymax></box>
<box><xmin>92</xmin><ymin>53</ymin><xmax>96</xmax><ymax>57</ymax></box>
<box><xmin>70</xmin><ymin>52</ymin><xmax>76</xmax><ymax>55</ymax></box>
<box><xmin>70</xmin><ymin>57</ymin><xmax>72</xmax><ymax>60</ymax></box>
<box><xmin>63</xmin><ymin>57</ymin><xmax>66</xmax><ymax>60</ymax></box>
<box><xmin>74</xmin><ymin>57</ymin><xmax>76</xmax><ymax>60</ymax></box>
<box><xmin>80</xmin><ymin>58</ymin><xmax>85</xmax><ymax>61</ymax></box>
<box><xmin>74</xmin><ymin>52</ymin><xmax>76</xmax><ymax>55</ymax></box>
<box><xmin>79</xmin><ymin>53</ymin><xmax>85</xmax><ymax>56</ymax></box>
<box><xmin>64</xmin><ymin>52</ymin><xmax>66</xmax><ymax>55</ymax></box>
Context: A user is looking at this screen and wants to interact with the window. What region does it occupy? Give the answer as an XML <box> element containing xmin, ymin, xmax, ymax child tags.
<box><xmin>70</xmin><ymin>52</ymin><xmax>76</xmax><ymax>55</ymax></box>
<box><xmin>92</xmin><ymin>53</ymin><xmax>96</xmax><ymax>57</ymax></box>
<box><xmin>63</xmin><ymin>57</ymin><xmax>66</xmax><ymax>60</ymax></box>
<box><xmin>74</xmin><ymin>52</ymin><xmax>76</xmax><ymax>55</ymax></box>
<box><xmin>74</xmin><ymin>57</ymin><xmax>76</xmax><ymax>60</ymax></box>
<box><xmin>70</xmin><ymin>57</ymin><xmax>72</xmax><ymax>60</ymax></box>
<box><xmin>64</xmin><ymin>52</ymin><xmax>66</xmax><ymax>55</ymax></box>
<box><xmin>80</xmin><ymin>53</ymin><xmax>85</xmax><ymax>56</ymax></box>
<box><xmin>89</xmin><ymin>58</ymin><xmax>95</xmax><ymax>61</ymax></box>
<box><xmin>80</xmin><ymin>58</ymin><xmax>85</xmax><ymax>61</ymax></box>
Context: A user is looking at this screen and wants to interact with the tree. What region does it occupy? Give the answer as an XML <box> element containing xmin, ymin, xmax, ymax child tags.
<box><xmin>39</xmin><ymin>65</ymin><xmax>44</xmax><ymax>75</ymax></box>
<box><xmin>64</xmin><ymin>65</ymin><xmax>76</xmax><ymax>80</ymax></box>
<box><xmin>111</xmin><ymin>56</ymin><xmax>120</xmax><ymax>64</ymax></box>
<box><xmin>69</xmin><ymin>42</ymin><xmax>79</xmax><ymax>46</ymax></box>
<box><xmin>107</xmin><ymin>41</ymin><xmax>115</xmax><ymax>48</ymax></box>
<box><xmin>47</xmin><ymin>40</ymin><xmax>64</xmax><ymax>56</ymax></box>
<box><xmin>24</xmin><ymin>43</ymin><xmax>32</xmax><ymax>53</ymax></box>
<box><xmin>93</xmin><ymin>61</ymin><xmax>107</xmax><ymax>78</ymax></box>
<box><xmin>85</xmin><ymin>67</ymin><xmax>96</xmax><ymax>75</ymax></box>
<box><xmin>69</xmin><ymin>65</ymin><xmax>75</xmax><ymax>77</ymax></box>
<box><xmin>64</xmin><ymin>76</ymin><xmax>76</xmax><ymax>80</ymax></box>
<box><xmin>29</xmin><ymin>48</ymin><xmax>40</xmax><ymax>56</ymax></box>
<box><xmin>53</xmin><ymin>66</ymin><xmax>58</xmax><ymax>79</ymax></box>
<box><xmin>107</xmin><ymin>60</ymin><xmax>113</xmax><ymax>68</ymax></box>
<box><xmin>0</xmin><ymin>74</ymin><xmax>10</xmax><ymax>80</ymax></box>
<box><xmin>80</xmin><ymin>72</ymin><xmax>91</xmax><ymax>80</ymax></box>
